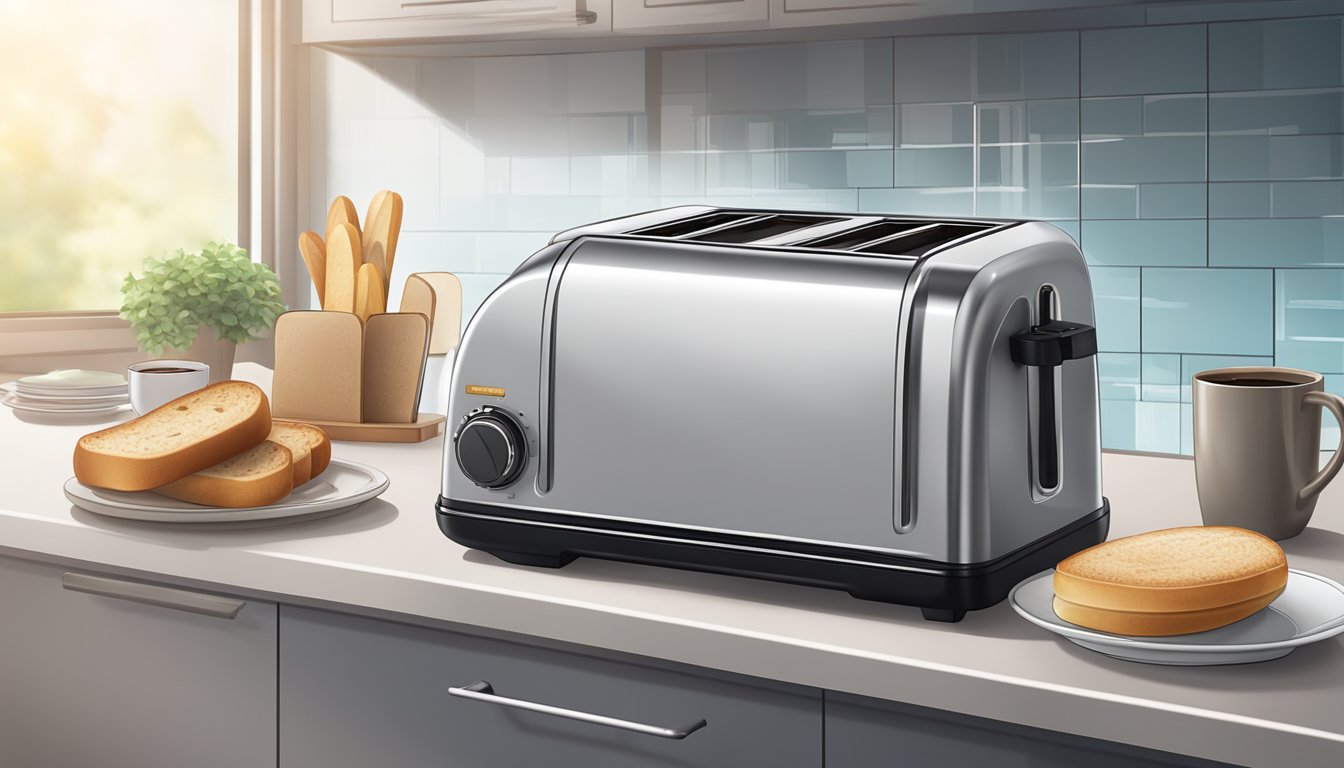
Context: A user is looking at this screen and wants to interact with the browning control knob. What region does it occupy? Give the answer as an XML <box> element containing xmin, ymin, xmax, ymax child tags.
<box><xmin>454</xmin><ymin>407</ymin><xmax>527</xmax><ymax>489</ymax></box>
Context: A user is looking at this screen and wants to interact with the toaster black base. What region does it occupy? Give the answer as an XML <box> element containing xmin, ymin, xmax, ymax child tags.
<box><xmin>437</xmin><ymin>498</ymin><xmax>1109</xmax><ymax>623</ymax></box>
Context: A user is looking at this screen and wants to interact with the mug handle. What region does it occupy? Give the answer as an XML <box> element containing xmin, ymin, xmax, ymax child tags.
<box><xmin>1300</xmin><ymin>391</ymin><xmax>1344</xmax><ymax>503</ymax></box>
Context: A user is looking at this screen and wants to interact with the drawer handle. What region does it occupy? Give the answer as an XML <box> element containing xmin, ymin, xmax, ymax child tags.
<box><xmin>61</xmin><ymin>573</ymin><xmax>245</xmax><ymax>619</ymax></box>
<box><xmin>448</xmin><ymin>680</ymin><xmax>707</xmax><ymax>740</ymax></box>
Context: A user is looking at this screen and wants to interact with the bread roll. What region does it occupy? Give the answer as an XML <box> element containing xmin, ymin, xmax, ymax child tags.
<box><xmin>1053</xmin><ymin>526</ymin><xmax>1287</xmax><ymax>636</ymax></box>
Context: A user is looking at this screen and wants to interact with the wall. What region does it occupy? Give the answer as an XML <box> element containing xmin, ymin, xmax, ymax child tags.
<box><xmin>307</xmin><ymin>15</ymin><xmax>1344</xmax><ymax>455</ymax></box>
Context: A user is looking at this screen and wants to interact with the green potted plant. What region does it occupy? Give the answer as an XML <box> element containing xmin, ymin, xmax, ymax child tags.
<box><xmin>120</xmin><ymin>242</ymin><xmax>285</xmax><ymax>382</ymax></box>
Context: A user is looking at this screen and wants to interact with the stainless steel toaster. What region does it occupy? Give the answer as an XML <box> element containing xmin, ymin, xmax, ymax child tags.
<box><xmin>436</xmin><ymin>206</ymin><xmax>1109</xmax><ymax>621</ymax></box>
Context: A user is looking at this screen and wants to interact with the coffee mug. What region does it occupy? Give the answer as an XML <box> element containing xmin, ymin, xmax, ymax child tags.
<box><xmin>1193</xmin><ymin>366</ymin><xmax>1344</xmax><ymax>540</ymax></box>
<box><xmin>128</xmin><ymin>360</ymin><xmax>210</xmax><ymax>415</ymax></box>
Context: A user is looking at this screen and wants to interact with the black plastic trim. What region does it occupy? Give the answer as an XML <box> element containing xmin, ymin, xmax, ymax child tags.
<box><xmin>436</xmin><ymin>498</ymin><xmax>1109</xmax><ymax>622</ymax></box>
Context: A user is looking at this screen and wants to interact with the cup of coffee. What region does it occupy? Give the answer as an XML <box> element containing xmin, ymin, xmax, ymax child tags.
<box><xmin>1193</xmin><ymin>366</ymin><xmax>1344</xmax><ymax>540</ymax></box>
<box><xmin>127</xmin><ymin>360</ymin><xmax>210</xmax><ymax>415</ymax></box>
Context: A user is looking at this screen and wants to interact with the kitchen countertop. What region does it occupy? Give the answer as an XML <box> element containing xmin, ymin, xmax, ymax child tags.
<box><xmin>1</xmin><ymin>364</ymin><xmax>1341</xmax><ymax>768</ymax></box>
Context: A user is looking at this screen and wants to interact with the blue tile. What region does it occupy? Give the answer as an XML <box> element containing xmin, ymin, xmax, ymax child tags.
<box><xmin>1082</xmin><ymin>25</ymin><xmax>1206</xmax><ymax>97</ymax></box>
<box><xmin>1142</xmin><ymin>353</ymin><xmax>1181</xmax><ymax>402</ymax></box>
<box><xmin>1050</xmin><ymin>220</ymin><xmax>1081</xmax><ymax>244</ymax></box>
<box><xmin>845</xmin><ymin>149</ymin><xmax>895</xmax><ymax>188</ymax></box>
<box><xmin>1211</xmin><ymin>18</ymin><xmax>1344</xmax><ymax>92</ymax></box>
<box><xmin>1276</xmin><ymin>269</ymin><xmax>1344</xmax><ymax>373</ymax></box>
<box><xmin>1209</xmin><ymin>135</ymin><xmax>1344</xmax><ymax>181</ymax></box>
<box><xmin>978</xmin><ymin>99</ymin><xmax>1078</xmax><ymax>144</ymax></box>
<box><xmin>979</xmin><ymin>143</ymin><xmax>1077</xmax><ymax>188</ymax></box>
<box><xmin>1180</xmin><ymin>354</ymin><xmax>1276</xmax><ymax>402</ymax></box>
<box><xmin>1144</xmin><ymin>94</ymin><xmax>1207</xmax><ymax>134</ymax></box>
<box><xmin>1081</xmin><ymin>220</ymin><xmax>1206</xmax><ymax>267</ymax></box>
<box><xmin>1100</xmin><ymin>400</ymin><xmax>1183</xmax><ymax>453</ymax></box>
<box><xmin>1209</xmin><ymin>89</ymin><xmax>1344</xmax><ymax>137</ymax></box>
<box><xmin>1082</xmin><ymin>136</ymin><xmax>1206</xmax><ymax>184</ymax></box>
<box><xmin>1089</xmin><ymin>266</ymin><xmax>1141</xmax><ymax>352</ymax></box>
<box><xmin>1272</xmin><ymin>181</ymin><xmax>1344</xmax><ymax>217</ymax></box>
<box><xmin>1099</xmin><ymin>353</ymin><xmax>1141</xmax><ymax>401</ymax></box>
<box><xmin>975</xmin><ymin>31</ymin><xmax>1078</xmax><ymax>101</ymax></box>
<box><xmin>899</xmin><ymin>103</ymin><xmax>974</xmax><ymax>146</ymax></box>
<box><xmin>1140</xmin><ymin>183</ymin><xmax>1206</xmax><ymax>219</ymax></box>
<box><xmin>976</xmin><ymin>186</ymin><xmax>1077</xmax><ymax>220</ymax></box>
<box><xmin>1209</xmin><ymin>219</ymin><xmax>1344</xmax><ymax>267</ymax></box>
<box><xmin>1142</xmin><ymin>268</ymin><xmax>1273</xmax><ymax>355</ymax></box>
<box><xmin>1209</xmin><ymin>182</ymin><xmax>1272</xmax><ymax>218</ymax></box>
<box><xmin>857</xmin><ymin>187</ymin><xmax>973</xmax><ymax>216</ymax></box>
<box><xmin>1082</xmin><ymin>186</ymin><xmax>1138</xmax><ymax>219</ymax></box>
<box><xmin>894</xmin><ymin>147</ymin><xmax>974</xmax><ymax>187</ymax></box>
<box><xmin>1081</xmin><ymin>97</ymin><xmax>1143</xmax><ymax>138</ymax></box>
<box><xmin>894</xmin><ymin>35</ymin><xmax>975</xmax><ymax>103</ymax></box>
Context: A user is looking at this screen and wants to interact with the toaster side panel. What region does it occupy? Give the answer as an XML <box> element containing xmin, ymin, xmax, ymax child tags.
<box><xmin>530</xmin><ymin>238</ymin><xmax>928</xmax><ymax>555</ymax></box>
<box><xmin>902</xmin><ymin>222</ymin><xmax>1105</xmax><ymax>564</ymax></box>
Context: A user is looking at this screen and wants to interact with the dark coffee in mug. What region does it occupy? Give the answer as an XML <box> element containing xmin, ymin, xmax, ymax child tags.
<box><xmin>138</xmin><ymin>367</ymin><xmax>196</xmax><ymax>374</ymax></box>
<box><xmin>1204</xmin><ymin>377</ymin><xmax>1297</xmax><ymax>388</ymax></box>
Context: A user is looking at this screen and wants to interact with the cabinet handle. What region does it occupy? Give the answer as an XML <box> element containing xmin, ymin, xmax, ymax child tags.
<box><xmin>61</xmin><ymin>573</ymin><xmax>245</xmax><ymax>619</ymax></box>
<box><xmin>448</xmin><ymin>680</ymin><xmax>707</xmax><ymax>740</ymax></box>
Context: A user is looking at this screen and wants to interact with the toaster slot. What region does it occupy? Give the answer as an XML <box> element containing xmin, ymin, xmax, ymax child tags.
<box><xmin>630</xmin><ymin>212</ymin><xmax>757</xmax><ymax>239</ymax></box>
<box><xmin>802</xmin><ymin>219</ymin><xmax>933</xmax><ymax>250</ymax></box>
<box><xmin>856</xmin><ymin>223</ymin><xmax>991</xmax><ymax>257</ymax></box>
<box><xmin>684</xmin><ymin>214</ymin><xmax>842</xmax><ymax>245</ymax></box>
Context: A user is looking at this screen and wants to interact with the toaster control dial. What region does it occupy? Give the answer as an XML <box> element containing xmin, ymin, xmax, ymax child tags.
<box><xmin>455</xmin><ymin>408</ymin><xmax>527</xmax><ymax>489</ymax></box>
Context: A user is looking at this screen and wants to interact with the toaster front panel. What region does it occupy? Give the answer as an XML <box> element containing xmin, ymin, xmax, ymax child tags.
<box><xmin>535</xmin><ymin>239</ymin><xmax>923</xmax><ymax>554</ymax></box>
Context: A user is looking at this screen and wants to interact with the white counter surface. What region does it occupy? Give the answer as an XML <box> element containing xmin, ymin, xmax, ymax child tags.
<box><xmin>2</xmin><ymin>364</ymin><xmax>1342</xmax><ymax>768</ymax></box>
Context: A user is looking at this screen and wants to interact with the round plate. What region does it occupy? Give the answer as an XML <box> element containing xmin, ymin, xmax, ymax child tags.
<box><xmin>63</xmin><ymin>459</ymin><xmax>390</xmax><ymax>523</ymax></box>
<box><xmin>2</xmin><ymin>392</ymin><xmax>131</xmax><ymax>414</ymax></box>
<box><xmin>1010</xmin><ymin>569</ymin><xmax>1344</xmax><ymax>665</ymax></box>
<box><xmin>1</xmin><ymin>382</ymin><xmax>130</xmax><ymax>404</ymax></box>
<box><xmin>15</xmin><ymin>383</ymin><xmax>129</xmax><ymax>398</ymax></box>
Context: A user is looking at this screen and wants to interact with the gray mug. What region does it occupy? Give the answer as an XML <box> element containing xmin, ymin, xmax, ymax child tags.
<box><xmin>1193</xmin><ymin>367</ymin><xmax>1344</xmax><ymax>540</ymax></box>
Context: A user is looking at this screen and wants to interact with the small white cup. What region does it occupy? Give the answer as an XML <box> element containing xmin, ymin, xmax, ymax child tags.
<box><xmin>128</xmin><ymin>360</ymin><xmax>210</xmax><ymax>415</ymax></box>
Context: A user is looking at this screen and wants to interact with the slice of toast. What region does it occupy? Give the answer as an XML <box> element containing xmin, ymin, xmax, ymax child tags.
<box><xmin>273</xmin><ymin>421</ymin><xmax>331</xmax><ymax>481</ymax></box>
<box><xmin>1053</xmin><ymin>526</ymin><xmax>1287</xmax><ymax>635</ymax></box>
<box><xmin>73</xmin><ymin>381</ymin><xmax>270</xmax><ymax>491</ymax></box>
<box><xmin>266</xmin><ymin>424</ymin><xmax>314</xmax><ymax>487</ymax></box>
<box><xmin>156</xmin><ymin>441</ymin><xmax>294</xmax><ymax>508</ymax></box>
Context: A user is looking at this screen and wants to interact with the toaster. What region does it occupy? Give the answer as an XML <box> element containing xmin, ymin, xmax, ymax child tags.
<box><xmin>436</xmin><ymin>206</ymin><xmax>1109</xmax><ymax>622</ymax></box>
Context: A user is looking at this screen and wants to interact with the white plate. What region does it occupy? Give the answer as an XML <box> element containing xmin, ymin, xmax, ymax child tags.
<box><xmin>1</xmin><ymin>382</ymin><xmax>130</xmax><ymax>404</ymax></box>
<box><xmin>2</xmin><ymin>392</ymin><xmax>131</xmax><ymax>415</ymax></box>
<box><xmin>63</xmin><ymin>459</ymin><xmax>390</xmax><ymax>523</ymax></box>
<box><xmin>15</xmin><ymin>382</ymin><xmax>128</xmax><ymax>398</ymax></box>
<box><xmin>1010</xmin><ymin>569</ymin><xmax>1344</xmax><ymax>665</ymax></box>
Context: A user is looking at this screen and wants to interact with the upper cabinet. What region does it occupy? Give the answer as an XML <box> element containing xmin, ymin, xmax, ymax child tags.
<box><xmin>612</xmin><ymin>0</ymin><xmax>768</xmax><ymax>32</ymax></box>
<box><xmin>303</xmin><ymin>0</ymin><xmax>614</xmax><ymax>43</ymax></box>
<box><xmin>769</xmin><ymin>0</ymin><xmax>970</xmax><ymax>29</ymax></box>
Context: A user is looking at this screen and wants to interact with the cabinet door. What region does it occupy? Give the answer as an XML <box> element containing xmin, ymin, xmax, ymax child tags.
<box><xmin>769</xmin><ymin>0</ymin><xmax>971</xmax><ymax>28</ymax></box>
<box><xmin>613</xmin><ymin>0</ymin><xmax>768</xmax><ymax>31</ymax></box>
<box><xmin>303</xmin><ymin>0</ymin><xmax>613</xmax><ymax>44</ymax></box>
<box><xmin>279</xmin><ymin>605</ymin><xmax>821</xmax><ymax>768</ymax></box>
<box><xmin>825</xmin><ymin>692</ymin><xmax>1239</xmax><ymax>768</ymax></box>
<box><xmin>0</xmin><ymin>556</ymin><xmax>277</xmax><ymax>768</ymax></box>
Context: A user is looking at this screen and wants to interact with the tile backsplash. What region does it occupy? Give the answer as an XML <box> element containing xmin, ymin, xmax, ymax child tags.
<box><xmin>309</xmin><ymin>15</ymin><xmax>1344</xmax><ymax>455</ymax></box>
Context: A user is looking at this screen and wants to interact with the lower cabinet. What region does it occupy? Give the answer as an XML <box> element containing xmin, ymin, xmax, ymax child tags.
<box><xmin>277</xmin><ymin>605</ymin><xmax>823</xmax><ymax>768</ymax></box>
<box><xmin>0</xmin><ymin>555</ymin><xmax>278</xmax><ymax>768</ymax></box>
<box><xmin>824</xmin><ymin>692</ymin><xmax>1241</xmax><ymax>768</ymax></box>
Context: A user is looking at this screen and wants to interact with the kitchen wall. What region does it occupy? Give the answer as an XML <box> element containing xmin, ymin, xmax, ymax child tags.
<box><xmin>308</xmin><ymin>14</ymin><xmax>1344</xmax><ymax>455</ymax></box>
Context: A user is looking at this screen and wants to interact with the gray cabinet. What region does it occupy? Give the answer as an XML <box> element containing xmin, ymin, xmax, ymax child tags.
<box><xmin>825</xmin><ymin>692</ymin><xmax>1241</xmax><ymax>768</ymax></box>
<box><xmin>0</xmin><ymin>555</ymin><xmax>277</xmax><ymax>768</ymax></box>
<box><xmin>612</xmin><ymin>0</ymin><xmax>768</xmax><ymax>31</ymax></box>
<box><xmin>278</xmin><ymin>605</ymin><xmax>822</xmax><ymax>767</ymax></box>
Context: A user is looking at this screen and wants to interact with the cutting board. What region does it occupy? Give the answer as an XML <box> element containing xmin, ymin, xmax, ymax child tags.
<box><xmin>399</xmin><ymin>274</ymin><xmax>437</xmax><ymax>335</ymax></box>
<box><xmin>272</xmin><ymin>311</ymin><xmax>363</xmax><ymax>423</ymax></box>
<box><xmin>414</xmin><ymin>272</ymin><xmax>463</xmax><ymax>355</ymax></box>
<box><xmin>361</xmin><ymin>312</ymin><xmax>429</xmax><ymax>424</ymax></box>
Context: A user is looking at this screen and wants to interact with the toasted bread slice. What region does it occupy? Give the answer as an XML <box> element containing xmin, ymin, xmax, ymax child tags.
<box><xmin>273</xmin><ymin>421</ymin><xmax>331</xmax><ymax>480</ymax></box>
<box><xmin>73</xmin><ymin>381</ymin><xmax>270</xmax><ymax>491</ymax></box>
<box><xmin>266</xmin><ymin>424</ymin><xmax>314</xmax><ymax>486</ymax></box>
<box><xmin>1053</xmin><ymin>526</ymin><xmax>1287</xmax><ymax>635</ymax></box>
<box><xmin>156</xmin><ymin>441</ymin><xmax>294</xmax><ymax>508</ymax></box>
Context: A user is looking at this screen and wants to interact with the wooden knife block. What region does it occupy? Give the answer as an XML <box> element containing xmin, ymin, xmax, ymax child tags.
<box><xmin>271</xmin><ymin>309</ymin><xmax>445</xmax><ymax>442</ymax></box>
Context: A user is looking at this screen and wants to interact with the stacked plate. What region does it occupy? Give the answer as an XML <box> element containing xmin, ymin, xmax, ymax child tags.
<box><xmin>1</xmin><ymin>369</ymin><xmax>130</xmax><ymax>415</ymax></box>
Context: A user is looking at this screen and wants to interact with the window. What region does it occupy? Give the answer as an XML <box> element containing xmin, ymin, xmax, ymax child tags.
<box><xmin>0</xmin><ymin>0</ymin><xmax>241</xmax><ymax>312</ymax></box>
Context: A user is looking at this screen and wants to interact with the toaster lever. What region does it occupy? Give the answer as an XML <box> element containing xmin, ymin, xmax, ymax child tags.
<box><xmin>1010</xmin><ymin>321</ymin><xmax>1097</xmax><ymax>367</ymax></box>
